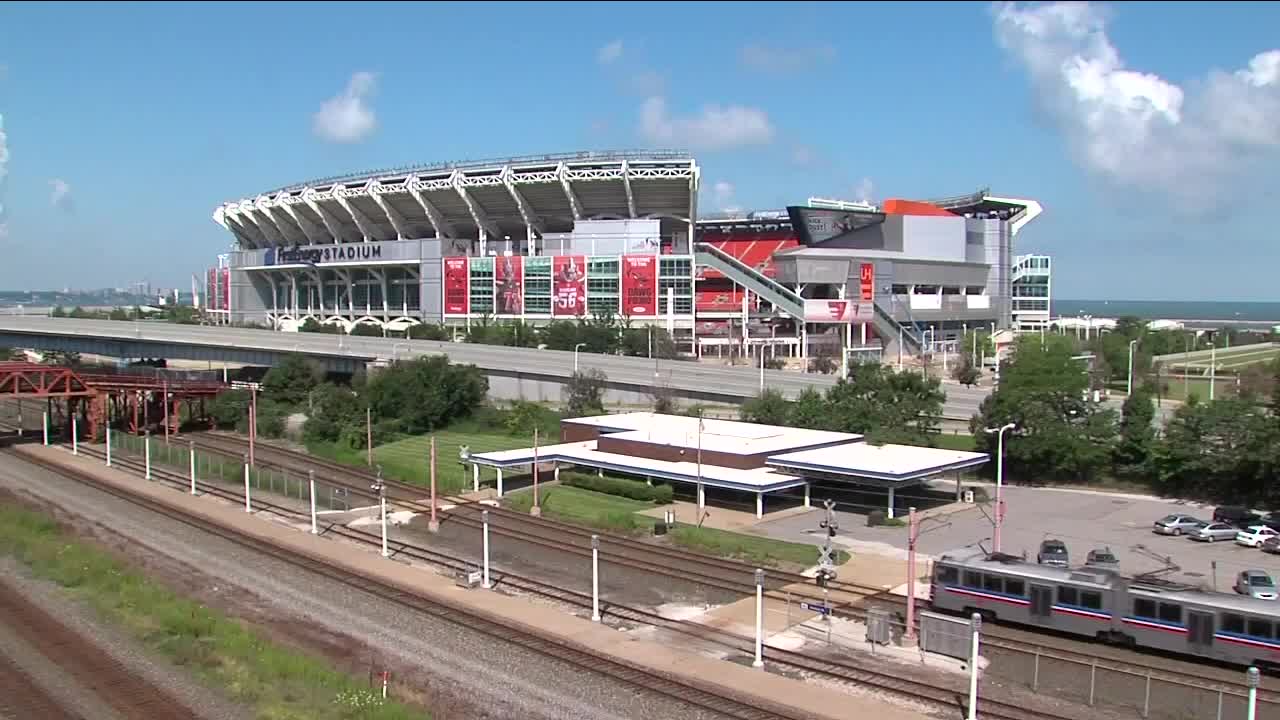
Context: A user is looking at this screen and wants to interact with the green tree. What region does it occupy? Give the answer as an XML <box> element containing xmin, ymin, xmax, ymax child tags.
<box><xmin>407</xmin><ymin>323</ymin><xmax>451</xmax><ymax>341</ymax></box>
<box><xmin>972</xmin><ymin>334</ymin><xmax>1116</xmax><ymax>483</ymax></box>
<box><xmin>740</xmin><ymin>389</ymin><xmax>791</xmax><ymax>426</ymax></box>
<box><xmin>364</xmin><ymin>356</ymin><xmax>488</xmax><ymax>435</ymax></box>
<box><xmin>789</xmin><ymin>387</ymin><xmax>828</xmax><ymax>429</ymax></box>
<box><xmin>261</xmin><ymin>355</ymin><xmax>323</xmax><ymax>408</ymax></box>
<box><xmin>302</xmin><ymin>383</ymin><xmax>363</xmax><ymax>445</ymax></box>
<box><xmin>50</xmin><ymin>306</ymin><xmax>67</xmax><ymax>318</ymax></box>
<box><xmin>620</xmin><ymin>326</ymin><xmax>676</xmax><ymax>359</ymax></box>
<box><xmin>564</xmin><ymin>369</ymin><xmax>607</xmax><ymax>417</ymax></box>
<box><xmin>1113</xmin><ymin>384</ymin><xmax>1156</xmax><ymax>477</ymax></box>
<box><xmin>208</xmin><ymin>389</ymin><xmax>250</xmax><ymax>431</ymax></box>
<box><xmin>1151</xmin><ymin>397</ymin><xmax>1279</xmax><ymax>504</ymax></box>
<box><xmin>825</xmin><ymin>363</ymin><xmax>944</xmax><ymax>444</ymax></box>
<box><xmin>350</xmin><ymin>323</ymin><xmax>384</xmax><ymax>337</ymax></box>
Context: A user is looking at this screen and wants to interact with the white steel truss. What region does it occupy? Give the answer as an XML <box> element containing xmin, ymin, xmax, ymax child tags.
<box><xmin>259</xmin><ymin>199</ymin><xmax>306</xmax><ymax>245</ymax></box>
<box><xmin>224</xmin><ymin>211</ymin><xmax>265</xmax><ymax>248</ymax></box>
<box><xmin>304</xmin><ymin>191</ymin><xmax>355</xmax><ymax>244</ymax></box>
<box><xmin>368</xmin><ymin>189</ymin><xmax>411</xmax><ymax>241</ymax></box>
<box><xmin>452</xmin><ymin>171</ymin><xmax>502</xmax><ymax>237</ymax></box>
<box><xmin>276</xmin><ymin>196</ymin><xmax>329</xmax><ymax>244</ymax></box>
<box><xmin>621</xmin><ymin>161</ymin><xmax>637</xmax><ymax>219</ymax></box>
<box><xmin>334</xmin><ymin>186</ymin><xmax>380</xmax><ymax>241</ymax></box>
<box><xmin>501</xmin><ymin>167</ymin><xmax>543</xmax><ymax>233</ymax></box>
<box><xmin>240</xmin><ymin>203</ymin><xmax>286</xmax><ymax>246</ymax></box>
<box><xmin>407</xmin><ymin>186</ymin><xmax>455</xmax><ymax>238</ymax></box>
<box><xmin>557</xmin><ymin>162</ymin><xmax>583</xmax><ymax>221</ymax></box>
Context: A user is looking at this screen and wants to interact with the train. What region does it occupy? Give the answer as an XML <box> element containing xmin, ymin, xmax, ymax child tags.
<box><xmin>930</xmin><ymin>548</ymin><xmax>1280</xmax><ymax>669</ymax></box>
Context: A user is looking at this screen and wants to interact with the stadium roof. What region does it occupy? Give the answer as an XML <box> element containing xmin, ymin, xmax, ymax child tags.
<box><xmin>213</xmin><ymin>150</ymin><xmax>699</xmax><ymax>250</ymax></box>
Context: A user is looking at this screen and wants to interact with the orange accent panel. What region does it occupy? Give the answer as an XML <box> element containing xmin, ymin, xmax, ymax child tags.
<box><xmin>882</xmin><ymin>199</ymin><xmax>956</xmax><ymax>217</ymax></box>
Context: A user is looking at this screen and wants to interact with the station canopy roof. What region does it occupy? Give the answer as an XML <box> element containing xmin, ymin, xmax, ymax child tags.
<box><xmin>766</xmin><ymin>443</ymin><xmax>988</xmax><ymax>487</ymax></box>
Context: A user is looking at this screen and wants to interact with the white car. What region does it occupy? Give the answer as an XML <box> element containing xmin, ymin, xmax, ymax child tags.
<box><xmin>1235</xmin><ymin>525</ymin><xmax>1280</xmax><ymax>548</ymax></box>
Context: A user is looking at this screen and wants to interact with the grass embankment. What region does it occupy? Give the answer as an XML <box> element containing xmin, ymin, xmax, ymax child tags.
<box><xmin>0</xmin><ymin>502</ymin><xmax>426</xmax><ymax>720</ymax></box>
<box><xmin>504</xmin><ymin>485</ymin><xmax>847</xmax><ymax>569</ymax></box>
<box><xmin>932</xmin><ymin>433</ymin><xmax>977</xmax><ymax>451</ymax></box>
<box><xmin>308</xmin><ymin>422</ymin><xmax>535</xmax><ymax>495</ymax></box>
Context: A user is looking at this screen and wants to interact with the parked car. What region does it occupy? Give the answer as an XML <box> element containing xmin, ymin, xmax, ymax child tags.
<box><xmin>1235</xmin><ymin>525</ymin><xmax>1280</xmax><ymax>548</ymax></box>
<box><xmin>1234</xmin><ymin>570</ymin><xmax>1279</xmax><ymax>601</ymax></box>
<box><xmin>1215</xmin><ymin>506</ymin><xmax>1262</xmax><ymax>528</ymax></box>
<box><xmin>1085</xmin><ymin>547</ymin><xmax>1119</xmax><ymax>569</ymax></box>
<box><xmin>1153</xmin><ymin>514</ymin><xmax>1205</xmax><ymax>536</ymax></box>
<box><xmin>1259</xmin><ymin>512</ymin><xmax>1280</xmax><ymax>532</ymax></box>
<box><xmin>1262</xmin><ymin>536</ymin><xmax>1280</xmax><ymax>555</ymax></box>
<box><xmin>1037</xmin><ymin>539</ymin><xmax>1069</xmax><ymax>567</ymax></box>
<box><xmin>1189</xmin><ymin>522</ymin><xmax>1241</xmax><ymax>543</ymax></box>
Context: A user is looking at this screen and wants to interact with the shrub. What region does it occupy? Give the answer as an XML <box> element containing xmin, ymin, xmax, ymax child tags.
<box><xmin>559</xmin><ymin>472</ymin><xmax>672</xmax><ymax>504</ymax></box>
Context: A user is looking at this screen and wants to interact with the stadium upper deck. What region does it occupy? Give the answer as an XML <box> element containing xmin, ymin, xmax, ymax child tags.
<box><xmin>213</xmin><ymin>150</ymin><xmax>699</xmax><ymax>253</ymax></box>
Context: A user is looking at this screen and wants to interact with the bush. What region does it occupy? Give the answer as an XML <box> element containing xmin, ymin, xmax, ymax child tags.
<box><xmin>559</xmin><ymin>472</ymin><xmax>672</xmax><ymax>504</ymax></box>
<box><xmin>407</xmin><ymin>323</ymin><xmax>451</xmax><ymax>340</ymax></box>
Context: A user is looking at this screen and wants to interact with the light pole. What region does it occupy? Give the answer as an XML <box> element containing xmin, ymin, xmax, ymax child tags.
<box><xmin>752</xmin><ymin>568</ymin><xmax>765</xmax><ymax>668</ymax></box>
<box><xmin>573</xmin><ymin>342</ymin><xmax>586</xmax><ymax>373</ymax></box>
<box><xmin>591</xmin><ymin>535</ymin><xmax>601</xmax><ymax>622</ymax></box>
<box><xmin>1127</xmin><ymin>339</ymin><xmax>1139</xmax><ymax>396</ymax></box>
<box><xmin>372</xmin><ymin>465</ymin><xmax>388</xmax><ymax>558</ymax></box>
<box><xmin>531</xmin><ymin>428</ymin><xmax>541</xmax><ymax>517</ymax></box>
<box><xmin>1209</xmin><ymin>341</ymin><xmax>1217</xmax><ymax>401</ymax></box>
<box><xmin>1247</xmin><ymin>666</ymin><xmax>1260</xmax><ymax>720</ymax></box>
<box><xmin>967</xmin><ymin>613</ymin><xmax>982</xmax><ymax>720</ymax></box>
<box><xmin>983</xmin><ymin>422</ymin><xmax>1016</xmax><ymax>554</ymax></box>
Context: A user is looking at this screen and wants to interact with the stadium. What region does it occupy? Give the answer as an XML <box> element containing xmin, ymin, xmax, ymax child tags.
<box><xmin>207</xmin><ymin>149</ymin><xmax>1050</xmax><ymax>361</ymax></box>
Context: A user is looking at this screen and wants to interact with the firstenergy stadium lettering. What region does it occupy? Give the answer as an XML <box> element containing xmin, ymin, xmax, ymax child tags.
<box><xmin>266</xmin><ymin>245</ymin><xmax>383</xmax><ymax>265</ymax></box>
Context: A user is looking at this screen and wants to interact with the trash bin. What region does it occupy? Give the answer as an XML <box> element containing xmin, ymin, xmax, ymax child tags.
<box><xmin>653</xmin><ymin>521</ymin><xmax>668</xmax><ymax>536</ymax></box>
<box><xmin>867</xmin><ymin>510</ymin><xmax>886</xmax><ymax>527</ymax></box>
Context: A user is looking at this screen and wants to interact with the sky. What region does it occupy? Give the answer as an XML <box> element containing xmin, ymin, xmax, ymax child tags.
<box><xmin>0</xmin><ymin>1</ymin><xmax>1278</xmax><ymax>301</ymax></box>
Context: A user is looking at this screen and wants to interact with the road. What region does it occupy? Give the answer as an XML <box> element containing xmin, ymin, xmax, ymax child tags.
<box><xmin>0</xmin><ymin>316</ymin><xmax>991</xmax><ymax>418</ymax></box>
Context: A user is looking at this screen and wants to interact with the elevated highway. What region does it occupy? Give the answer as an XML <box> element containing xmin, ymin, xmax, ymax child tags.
<box><xmin>0</xmin><ymin>317</ymin><xmax>989</xmax><ymax>418</ymax></box>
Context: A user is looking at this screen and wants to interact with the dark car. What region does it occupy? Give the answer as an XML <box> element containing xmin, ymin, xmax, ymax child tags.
<box><xmin>1214</xmin><ymin>506</ymin><xmax>1262</xmax><ymax>528</ymax></box>
<box><xmin>1260</xmin><ymin>512</ymin><xmax>1280</xmax><ymax>532</ymax></box>
<box><xmin>1038</xmin><ymin>539</ymin><xmax>1069</xmax><ymax>567</ymax></box>
<box><xmin>1085</xmin><ymin>547</ymin><xmax>1120</xmax><ymax>570</ymax></box>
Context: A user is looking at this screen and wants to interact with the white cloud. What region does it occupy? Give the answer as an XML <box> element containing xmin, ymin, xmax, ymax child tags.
<box><xmin>0</xmin><ymin>113</ymin><xmax>8</xmax><ymax>239</ymax></box>
<box><xmin>740</xmin><ymin>44</ymin><xmax>835</xmax><ymax>75</ymax></box>
<box><xmin>312</xmin><ymin>72</ymin><xmax>378</xmax><ymax>143</ymax></box>
<box><xmin>639</xmin><ymin>96</ymin><xmax>774</xmax><ymax>151</ymax></box>
<box><xmin>49</xmin><ymin>178</ymin><xmax>71</xmax><ymax>211</ymax></box>
<box><xmin>712</xmin><ymin>180</ymin><xmax>741</xmax><ymax>214</ymax></box>
<box><xmin>598</xmin><ymin>40</ymin><xmax>624</xmax><ymax>65</ymax></box>
<box><xmin>994</xmin><ymin>2</ymin><xmax>1280</xmax><ymax>207</ymax></box>
<box><xmin>853</xmin><ymin>177</ymin><xmax>874</xmax><ymax>205</ymax></box>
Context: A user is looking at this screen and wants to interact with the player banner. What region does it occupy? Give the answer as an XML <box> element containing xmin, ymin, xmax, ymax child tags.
<box><xmin>207</xmin><ymin>269</ymin><xmax>218</xmax><ymax>311</ymax></box>
<box><xmin>443</xmin><ymin>257</ymin><xmax>469</xmax><ymax>314</ymax></box>
<box><xmin>553</xmin><ymin>255</ymin><xmax>587</xmax><ymax>316</ymax></box>
<box><xmin>859</xmin><ymin>262</ymin><xmax>874</xmax><ymax>301</ymax></box>
<box><xmin>621</xmin><ymin>255</ymin><xmax>657</xmax><ymax>316</ymax></box>
<box><xmin>494</xmin><ymin>255</ymin><xmax>524</xmax><ymax>315</ymax></box>
<box><xmin>221</xmin><ymin>268</ymin><xmax>230</xmax><ymax>312</ymax></box>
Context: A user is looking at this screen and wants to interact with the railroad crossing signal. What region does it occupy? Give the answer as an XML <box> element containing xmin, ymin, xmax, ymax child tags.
<box><xmin>816</xmin><ymin>498</ymin><xmax>839</xmax><ymax>587</ymax></box>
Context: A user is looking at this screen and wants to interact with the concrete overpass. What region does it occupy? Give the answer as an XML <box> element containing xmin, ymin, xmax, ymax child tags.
<box><xmin>0</xmin><ymin>317</ymin><xmax>990</xmax><ymax>418</ymax></box>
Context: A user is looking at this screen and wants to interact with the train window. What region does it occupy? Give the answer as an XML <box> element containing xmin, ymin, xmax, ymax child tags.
<box><xmin>963</xmin><ymin>571</ymin><xmax>982</xmax><ymax>589</ymax></box>
<box><xmin>983</xmin><ymin>574</ymin><xmax>1003</xmax><ymax>593</ymax></box>
<box><xmin>1005</xmin><ymin>579</ymin><xmax>1025</xmax><ymax>597</ymax></box>
<box><xmin>937</xmin><ymin>566</ymin><xmax>959</xmax><ymax>585</ymax></box>
<box><xmin>1081</xmin><ymin>592</ymin><xmax>1103</xmax><ymax>610</ymax></box>
<box><xmin>1158</xmin><ymin>603</ymin><xmax>1182</xmax><ymax>624</ymax></box>
<box><xmin>1222</xmin><ymin>614</ymin><xmax>1246</xmax><ymax>634</ymax></box>
<box><xmin>1133</xmin><ymin>598</ymin><xmax>1157</xmax><ymax>619</ymax></box>
<box><xmin>1247</xmin><ymin>618</ymin><xmax>1273</xmax><ymax>639</ymax></box>
<box><xmin>1058</xmin><ymin>587</ymin><xmax>1078</xmax><ymax>606</ymax></box>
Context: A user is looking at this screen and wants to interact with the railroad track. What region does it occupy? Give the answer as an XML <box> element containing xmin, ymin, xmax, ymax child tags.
<box><xmin>17</xmin><ymin>442</ymin><xmax>1094</xmax><ymax>720</ymax></box>
<box><xmin>182</xmin><ymin>431</ymin><xmax>1279</xmax><ymax>706</ymax></box>
<box><xmin>0</xmin><ymin>573</ymin><xmax>200</xmax><ymax>719</ymax></box>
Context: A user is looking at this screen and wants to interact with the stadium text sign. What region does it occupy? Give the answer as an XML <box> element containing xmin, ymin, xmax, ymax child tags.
<box><xmin>265</xmin><ymin>244</ymin><xmax>384</xmax><ymax>265</ymax></box>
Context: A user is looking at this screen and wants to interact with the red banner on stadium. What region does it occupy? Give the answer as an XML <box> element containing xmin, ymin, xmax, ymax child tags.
<box><xmin>859</xmin><ymin>262</ymin><xmax>874</xmax><ymax>302</ymax></box>
<box><xmin>621</xmin><ymin>255</ymin><xmax>657</xmax><ymax>316</ymax></box>
<box><xmin>494</xmin><ymin>255</ymin><xmax>524</xmax><ymax>315</ymax></box>
<box><xmin>221</xmin><ymin>268</ymin><xmax>230</xmax><ymax>312</ymax></box>
<box><xmin>207</xmin><ymin>269</ymin><xmax>218</xmax><ymax>310</ymax></box>
<box><xmin>443</xmin><ymin>257</ymin><xmax>469</xmax><ymax>315</ymax></box>
<box><xmin>553</xmin><ymin>255</ymin><xmax>587</xmax><ymax>316</ymax></box>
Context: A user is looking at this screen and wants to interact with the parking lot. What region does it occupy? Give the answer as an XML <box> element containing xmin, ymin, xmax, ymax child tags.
<box><xmin>759</xmin><ymin>481</ymin><xmax>1280</xmax><ymax>591</ymax></box>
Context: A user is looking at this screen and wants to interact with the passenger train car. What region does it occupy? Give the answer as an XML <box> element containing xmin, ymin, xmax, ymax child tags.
<box><xmin>931</xmin><ymin>548</ymin><xmax>1280</xmax><ymax>668</ymax></box>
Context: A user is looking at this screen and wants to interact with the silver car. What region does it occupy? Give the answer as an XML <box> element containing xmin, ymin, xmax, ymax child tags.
<box><xmin>1153</xmin><ymin>514</ymin><xmax>1205</xmax><ymax>536</ymax></box>
<box><xmin>1188</xmin><ymin>522</ymin><xmax>1238</xmax><ymax>542</ymax></box>
<box><xmin>1234</xmin><ymin>570</ymin><xmax>1278</xmax><ymax>601</ymax></box>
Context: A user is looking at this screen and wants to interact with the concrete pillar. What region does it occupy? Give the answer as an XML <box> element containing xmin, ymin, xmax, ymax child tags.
<box><xmin>755</xmin><ymin>492</ymin><xmax>763</xmax><ymax>520</ymax></box>
<box><xmin>473</xmin><ymin>463</ymin><xmax>479</xmax><ymax>493</ymax></box>
<box><xmin>955</xmin><ymin>472</ymin><xmax>962</xmax><ymax>503</ymax></box>
<box><xmin>697</xmin><ymin>483</ymin><xmax>705</xmax><ymax>510</ymax></box>
<box><xmin>496</xmin><ymin>467</ymin><xmax>504</xmax><ymax>497</ymax></box>
<box><xmin>803</xmin><ymin>483</ymin><xmax>810</xmax><ymax>508</ymax></box>
<box><xmin>553</xmin><ymin>464</ymin><xmax>560</xmax><ymax>482</ymax></box>
<box><xmin>887</xmin><ymin>486</ymin><xmax>895</xmax><ymax>519</ymax></box>
<box><xmin>860</xmin><ymin>321</ymin><xmax>868</xmax><ymax>346</ymax></box>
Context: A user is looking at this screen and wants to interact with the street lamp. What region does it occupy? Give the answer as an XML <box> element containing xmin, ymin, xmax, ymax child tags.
<box><xmin>573</xmin><ymin>342</ymin><xmax>586</xmax><ymax>373</ymax></box>
<box><xmin>983</xmin><ymin>422</ymin><xmax>1016</xmax><ymax>554</ymax></box>
<box><xmin>1126</xmin><ymin>339</ymin><xmax>1139</xmax><ymax>396</ymax></box>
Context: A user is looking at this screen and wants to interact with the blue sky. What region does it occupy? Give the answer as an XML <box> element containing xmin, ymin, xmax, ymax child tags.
<box><xmin>1</xmin><ymin>1</ymin><xmax>1278</xmax><ymax>300</ymax></box>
